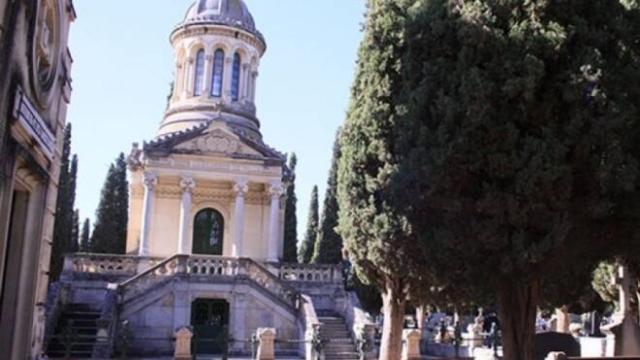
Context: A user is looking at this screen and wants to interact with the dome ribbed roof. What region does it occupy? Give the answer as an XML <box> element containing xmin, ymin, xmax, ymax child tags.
<box><xmin>182</xmin><ymin>0</ymin><xmax>262</xmax><ymax>41</ymax></box>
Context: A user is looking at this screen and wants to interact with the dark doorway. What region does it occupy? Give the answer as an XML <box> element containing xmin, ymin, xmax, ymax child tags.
<box><xmin>192</xmin><ymin>208</ymin><xmax>224</xmax><ymax>255</ymax></box>
<box><xmin>0</xmin><ymin>187</ymin><xmax>30</xmax><ymax>353</ymax></box>
<box><xmin>191</xmin><ymin>298</ymin><xmax>230</xmax><ymax>354</ymax></box>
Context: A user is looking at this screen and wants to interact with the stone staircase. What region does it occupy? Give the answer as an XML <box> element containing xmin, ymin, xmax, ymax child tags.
<box><xmin>46</xmin><ymin>303</ymin><xmax>100</xmax><ymax>358</ymax></box>
<box><xmin>318</xmin><ymin>314</ymin><xmax>360</xmax><ymax>360</ymax></box>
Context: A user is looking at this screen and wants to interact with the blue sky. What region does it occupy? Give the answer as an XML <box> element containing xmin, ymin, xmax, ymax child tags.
<box><xmin>68</xmin><ymin>0</ymin><xmax>366</xmax><ymax>239</ymax></box>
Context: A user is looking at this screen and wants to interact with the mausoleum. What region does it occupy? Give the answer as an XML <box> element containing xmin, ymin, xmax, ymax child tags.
<box><xmin>45</xmin><ymin>1</ymin><xmax>374</xmax><ymax>359</ymax></box>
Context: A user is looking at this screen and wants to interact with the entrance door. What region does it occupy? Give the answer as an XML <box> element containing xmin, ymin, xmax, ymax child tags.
<box><xmin>192</xmin><ymin>209</ymin><xmax>224</xmax><ymax>255</ymax></box>
<box><xmin>191</xmin><ymin>299</ymin><xmax>229</xmax><ymax>354</ymax></box>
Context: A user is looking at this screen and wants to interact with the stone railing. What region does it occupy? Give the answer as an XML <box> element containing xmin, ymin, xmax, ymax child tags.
<box><xmin>299</xmin><ymin>294</ymin><xmax>322</xmax><ymax>360</ymax></box>
<box><xmin>110</xmin><ymin>255</ymin><xmax>300</xmax><ymax>310</ymax></box>
<box><xmin>279</xmin><ymin>263</ymin><xmax>344</xmax><ymax>283</ymax></box>
<box><xmin>62</xmin><ymin>253</ymin><xmax>156</xmax><ymax>278</ymax></box>
<box><xmin>118</xmin><ymin>255</ymin><xmax>185</xmax><ymax>304</ymax></box>
<box><xmin>343</xmin><ymin>291</ymin><xmax>377</xmax><ymax>359</ymax></box>
<box><xmin>240</xmin><ymin>258</ymin><xmax>301</xmax><ymax>309</ymax></box>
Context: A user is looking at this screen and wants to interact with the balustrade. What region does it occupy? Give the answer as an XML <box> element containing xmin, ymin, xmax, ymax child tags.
<box><xmin>64</xmin><ymin>254</ymin><xmax>144</xmax><ymax>276</ymax></box>
<box><xmin>65</xmin><ymin>253</ymin><xmax>303</xmax><ymax>310</ymax></box>
<box><xmin>279</xmin><ymin>263</ymin><xmax>343</xmax><ymax>283</ymax></box>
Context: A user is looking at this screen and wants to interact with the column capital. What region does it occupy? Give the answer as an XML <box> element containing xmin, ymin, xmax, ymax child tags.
<box><xmin>180</xmin><ymin>176</ymin><xmax>196</xmax><ymax>193</ymax></box>
<box><xmin>233</xmin><ymin>179</ymin><xmax>249</xmax><ymax>196</ymax></box>
<box><xmin>269</xmin><ymin>182</ymin><xmax>284</xmax><ymax>198</ymax></box>
<box><xmin>143</xmin><ymin>172</ymin><xmax>158</xmax><ymax>190</ymax></box>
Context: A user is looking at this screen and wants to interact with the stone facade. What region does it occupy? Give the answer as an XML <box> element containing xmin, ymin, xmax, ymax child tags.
<box><xmin>46</xmin><ymin>1</ymin><xmax>374</xmax><ymax>358</ymax></box>
<box><xmin>0</xmin><ymin>0</ymin><xmax>75</xmax><ymax>359</ymax></box>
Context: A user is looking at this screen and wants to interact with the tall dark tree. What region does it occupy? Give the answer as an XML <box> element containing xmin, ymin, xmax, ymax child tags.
<box><xmin>283</xmin><ymin>153</ymin><xmax>299</xmax><ymax>263</ymax></box>
<box><xmin>312</xmin><ymin>130</ymin><xmax>343</xmax><ymax>264</ymax></box>
<box><xmin>388</xmin><ymin>0</ymin><xmax>640</xmax><ymax>358</ymax></box>
<box><xmin>337</xmin><ymin>2</ymin><xmax>432</xmax><ymax>357</ymax></box>
<box><xmin>49</xmin><ymin>124</ymin><xmax>79</xmax><ymax>281</ymax></box>
<box><xmin>298</xmin><ymin>186</ymin><xmax>319</xmax><ymax>264</ymax></box>
<box><xmin>80</xmin><ymin>218</ymin><xmax>91</xmax><ymax>252</ymax></box>
<box><xmin>70</xmin><ymin>209</ymin><xmax>80</xmax><ymax>253</ymax></box>
<box><xmin>91</xmin><ymin>153</ymin><xmax>129</xmax><ymax>254</ymax></box>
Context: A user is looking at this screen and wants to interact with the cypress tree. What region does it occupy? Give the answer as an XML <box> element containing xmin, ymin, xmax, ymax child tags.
<box><xmin>70</xmin><ymin>209</ymin><xmax>80</xmax><ymax>253</ymax></box>
<box><xmin>389</xmin><ymin>0</ymin><xmax>640</xmax><ymax>358</ymax></box>
<box><xmin>91</xmin><ymin>153</ymin><xmax>129</xmax><ymax>254</ymax></box>
<box><xmin>282</xmin><ymin>153</ymin><xmax>299</xmax><ymax>263</ymax></box>
<box><xmin>312</xmin><ymin>129</ymin><xmax>343</xmax><ymax>264</ymax></box>
<box><xmin>50</xmin><ymin>124</ymin><xmax>78</xmax><ymax>281</ymax></box>
<box><xmin>337</xmin><ymin>2</ymin><xmax>433</xmax><ymax>357</ymax></box>
<box><xmin>298</xmin><ymin>186</ymin><xmax>319</xmax><ymax>264</ymax></box>
<box><xmin>80</xmin><ymin>218</ymin><xmax>91</xmax><ymax>252</ymax></box>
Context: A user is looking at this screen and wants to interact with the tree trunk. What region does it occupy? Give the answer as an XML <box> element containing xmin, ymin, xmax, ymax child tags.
<box><xmin>555</xmin><ymin>306</ymin><xmax>570</xmax><ymax>333</ymax></box>
<box><xmin>379</xmin><ymin>280</ymin><xmax>407</xmax><ymax>360</ymax></box>
<box><xmin>416</xmin><ymin>305</ymin><xmax>426</xmax><ymax>330</ymax></box>
<box><xmin>498</xmin><ymin>279</ymin><xmax>540</xmax><ymax>360</ymax></box>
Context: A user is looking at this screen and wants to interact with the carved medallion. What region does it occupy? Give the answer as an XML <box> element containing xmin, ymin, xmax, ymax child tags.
<box><xmin>178</xmin><ymin>132</ymin><xmax>240</xmax><ymax>155</ymax></box>
<box><xmin>31</xmin><ymin>0</ymin><xmax>63</xmax><ymax>105</ymax></box>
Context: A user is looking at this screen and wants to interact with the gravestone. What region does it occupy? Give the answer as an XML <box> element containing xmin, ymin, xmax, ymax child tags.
<box><xmin>534</xmin><ymin>332</ymin><xmax>580</xmax><ymax>360</ymax></box>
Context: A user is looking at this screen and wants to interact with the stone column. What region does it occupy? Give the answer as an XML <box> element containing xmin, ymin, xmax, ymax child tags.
<box><xmin>138</xmin><ymin>172</ymin><xmax>157</xmax><ymax>256</ymax></box>
<box><xmin>232</xmin><ymin>179</ymin><xmax>249</xmax><ymax>257</ymax></box>
<box><xmin>178</xmin><ymin>177</ymin><xmax>196</xmax><ymax>255</ymax></box>
<box><xmin>203</xmin><ymin>54</ymin><xmax>214</xmax><ymax>97</ymax></box>
<box><xmin>241</xmin><ymin>63</ymin><xmax>250</xmax><ymax>100</ymax></box>
<box><xmin>250</xmin><ymin>71</ymin><xmax>259</xmax><ymax>102</ymax></box>
<box><xmin>256</xmin><ymin>328</ymin><xmax>276</xmax><ymax>360</ymax></box>
<box><xmin>183</xmin><ymin>57</ymin><xmax>194</xmax><ymax>98</ymax></box>
<box><xmin>175</xmin><ymin>62</ymin><xmax>183</xmax><ymax>99</ymax></box>
<box><xmin>222</xmin><ymin>56</ymin><xmax>234</xmax><ymax>101</ymax></box>
<box><xmin>402</xmin><ymin>329</ymin><xmax>422</xmax><ymax>360</ymax></box>
<box><xmin>267</xmin><ymin>182</ymin><xmax>283</xmax><ymax>262</ymax></box>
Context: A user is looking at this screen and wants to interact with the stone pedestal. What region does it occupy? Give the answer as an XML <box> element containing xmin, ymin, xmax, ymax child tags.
<box><xmin>257</xmin><ymin>328</ymin><xmax>276</xmax><ymax>360</ymax></box>
<box><xmin>402</xmin><ymin>329</ymin><xmax>422</xmax><ymax>360</ymax></box>
<box><xmin>174</xmin><ymin>327</ymin><xmax>193</xmax><ymax>360</ymax></box>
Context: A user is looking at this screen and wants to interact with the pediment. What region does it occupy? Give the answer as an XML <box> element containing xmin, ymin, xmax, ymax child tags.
<box><xmin>173</xmin><ymin>125</ymin><xmax>262</xmax><ymax>157</ymax></box>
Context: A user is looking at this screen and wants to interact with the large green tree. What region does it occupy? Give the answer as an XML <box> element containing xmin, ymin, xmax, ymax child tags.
<box><xmin>91</xmin><ymin>153</ymin><xmax>129</xmax><ymax>254</ymax></box>
<box><xmin>283</xmin><ymin>153</ymin><xmax>299</xmax><ymax>263</ymax></box>
<box><xmin>337</xmin><ymin>2</ymin><xmax>433</xmax><ymax>357</ymax></box>
<box><xmin>390</xmin><ymin>0</ymin><xmax>640</xmax><ymax>358</ymax></box>
<box><xmin>298</xmin><ymin>186</ymin><xmax>319</xmax><ymax>264</ymax></box>
<box><xmin>312</xmin><ymin>130</ymin><xmax>343</xmax><ymax>264</ymax></box>
<box><xmin>49</xmin><ymin>125</ymin><xmax>79</xmax><ymax>281</ymax></box>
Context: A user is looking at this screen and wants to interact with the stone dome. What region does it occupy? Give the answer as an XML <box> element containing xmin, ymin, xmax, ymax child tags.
<box><xmin>182</xmin><ymin>0</ymin><xmax>263</xmax><ymax>41</ymax></box>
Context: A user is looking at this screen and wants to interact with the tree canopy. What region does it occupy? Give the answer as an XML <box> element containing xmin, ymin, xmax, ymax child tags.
<box><xmin>91</xmin><ymin>153</ymin><xmax>129</xmax><ymax>254</ymax></box>
<box><xmin>313</xmin><ymin>129</ymin><xmax>344</xmax><ymax>264</ymax></box>
<box><xmin>283</xmin><ymin>153</ymin><xmax>299</xmax><ymax>263</ymax></box>
<box><xmin>299</xmin><ymin>186</ymin><xmax>319</xmax><ymax>264</ymax></box>
<box><xmin>386</xmin><ymin>0</ymin><xmax>640</xmax><ymax>358</ymax></box>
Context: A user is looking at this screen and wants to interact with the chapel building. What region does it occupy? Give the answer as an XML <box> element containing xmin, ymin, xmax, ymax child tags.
<box><xmin>48</xmin><ymin>1</ymin><xmax>370</xmax><ymax>358</ymax></box>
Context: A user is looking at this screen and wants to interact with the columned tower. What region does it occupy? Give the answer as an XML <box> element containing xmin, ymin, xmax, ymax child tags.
<box><xmin>160</xmin><ymin>0</ymin><xmax>266</xmax><ymax>141</ymax></box>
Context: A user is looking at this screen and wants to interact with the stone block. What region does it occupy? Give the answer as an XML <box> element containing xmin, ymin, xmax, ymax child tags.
<box><xmin>402</xmin><ymin>328</ymin><xmax>422</xmax><ymax>360</ymax></box>
<box><xmin>174</xmin><ymin>327</ymin><xmax>193</xmax><ymax>360</ymax></box>
<box><xmin>257</xmin><ymin>327</ymin><xmax>276</xmax><ymax>360</ymax></box>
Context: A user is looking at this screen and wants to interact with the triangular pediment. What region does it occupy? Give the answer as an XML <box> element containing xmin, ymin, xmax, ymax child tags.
<box><xmin>173</xmin><ymin>123</ymin><xmax>262</xmax><ymax>157</ymax></box>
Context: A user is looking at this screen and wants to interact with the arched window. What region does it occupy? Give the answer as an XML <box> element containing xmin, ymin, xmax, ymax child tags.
<box><xmin>211</xmin><ymin>49</ymin><xmax>225</xmax><ymax>97</ymax></box>
<box><xmin>231</xmin><ymin>53</ymin><xmax>241</xmax><ymax>101</ymax></box>
<box><xmin>193</xmin><ymin>49</ymin><xmax>205</xmax><ymax>96</ymax></box>
<box><xmin>193</xmin><ymin>208</ymin><xmax>224</xmax><ymax>255</ymax></box>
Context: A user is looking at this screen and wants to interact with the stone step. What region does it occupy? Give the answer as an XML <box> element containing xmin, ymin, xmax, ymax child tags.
<box><xmin>323</xmin><ymin>352</ymin><xmax>360</xmax><ymax>360</ymax></box>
